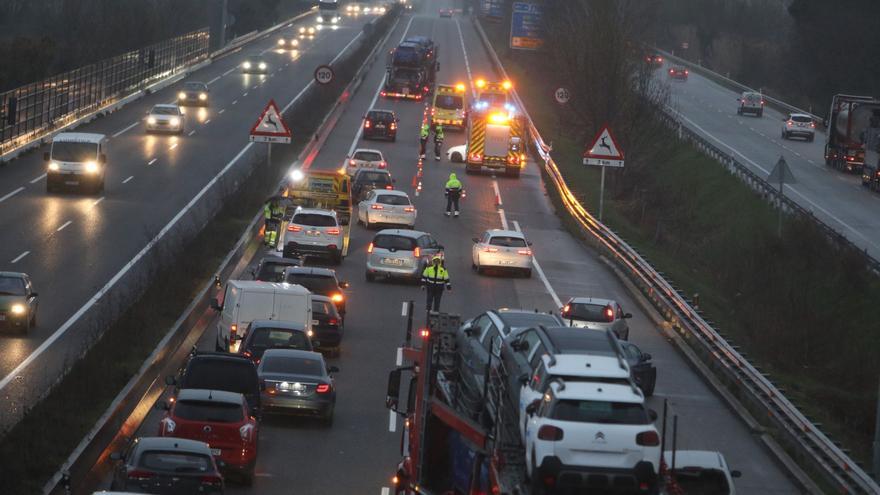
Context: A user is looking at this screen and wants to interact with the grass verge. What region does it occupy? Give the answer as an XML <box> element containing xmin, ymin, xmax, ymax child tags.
<box><xmin>482</xmin><ymin>21</ymin><xmax>880</xmax><ymax>470</ymax></box>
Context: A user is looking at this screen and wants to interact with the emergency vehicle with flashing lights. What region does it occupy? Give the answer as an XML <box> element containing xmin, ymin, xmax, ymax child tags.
<box><xmin>431</xmin><ymin>83</ymin><xmax>468</xmax><ymax>130</ymax></box>
<box><xmin>465</xmin><ymin>79</ymin><xmax>527</xmax><ymax>177</ymax></box>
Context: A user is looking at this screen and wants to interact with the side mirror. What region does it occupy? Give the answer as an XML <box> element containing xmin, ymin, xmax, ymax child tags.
<box><xmin>386</xmin><ymin>368</ymin><xmax>402</xmax><ymax>411</ymax></box>
<box><xmin>527</xmin><ymin>241</ymin><xmax>533</xmax><ymax>246</ymax></box>
<box><xmin>109</xmin><ymin>452</ymin><xmax>122</xmax><ymax>461</ymax></box>
<box><xmin>648</xmin><ymin>409</ymin><xmax>658</xmax><ymax>421</ymax></box>
<box><xmin>518</xmin><ymin>373</ymin><xmax>530</xmax><ymax>385</ymax></box>
<box><xmin>328</xmin><ymin>365</ymin><xmax>340</xmax><ymax>373</ymax></box>
<box><xmin>462</xmin><ymin>324</ymin><xmax>476</xmax><ymax>337</ymax></box>
<box><xmin>525</xmin><ymin>399</ymin><xmax>540</xmax><ymax>416</ymax></box>
<box><xmin>472</xmin><ymin>237</ymin><xmax>480</xmax><ymax>243</ymax></box>
<box><xmin>641</xmin><ymin>352</ymin><xmax>652</xmax><ymax>362</ymax></box>
<box><xmin>164</xmin><ymin>375</ymin><xmax>176</xmax><ymax>386</ymax></box>
<box><xmin>340</xmin><ymin>281</ymin><xmax>350</xmax><ymax>289</ymax></box>
<box><xmin>736</xmin><ymin>98</ymin><xmax>741</xmax><ymax>102</ymax></box>
<box><xmin>210</xmin><ymin>298</ymin><xmax>221</xmax><ymax>311</ymax></box>
<box><xmin>155</xmin><ymin>400</ymin><xmax>170</xmax><ymax>411</ymax></box>
<box><xmin>623</xmin><ymin>313</ymin><xmax>633</xmax><ymax>319</ymax></box>
<box><xmin>730</xmin><ymin>470</ymin><xmax>742</xmax><ymax>478</ymax></box>
<box><xmin>43</xmin><ymin>152</ymin><xmax>50</xmax><ymax>161</ymax></box>
<box><xmin>30</xmin><ymin>292</ymin><xmax>38</xmax><ymax>298</ymax></box>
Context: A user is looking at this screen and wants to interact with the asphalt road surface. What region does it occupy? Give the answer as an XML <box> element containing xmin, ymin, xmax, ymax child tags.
<box><xmin>96</xmin><ymin>7</ymin><xmax>801</xmax><ymax>495</ymax></box>
<box><xmin>0</xmin><ymin>10</ymin><xmax>381</xmax><ymax>429</ymax></box>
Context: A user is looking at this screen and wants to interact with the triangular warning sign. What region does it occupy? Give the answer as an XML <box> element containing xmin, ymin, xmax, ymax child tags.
<box><xmin>250</xmin><ymin>99</ymin><xmax>292</xmax><ymax>140</ymax></box>
<box><xmin>584</xmin><ymin>125</ymin><xmax>624</xmax><ymax>160</ymax></box>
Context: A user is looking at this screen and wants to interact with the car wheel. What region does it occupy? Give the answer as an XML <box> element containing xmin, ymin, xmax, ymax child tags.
<box><xmin>808</xmin><ymin>134</ymin><xmax>814</xmax><ymax>142</ymax></box>
<box><xmin>451</xmin><ymin>152</ymin><xmax>462</xmax><ymax>162</ymax></box>
<box><xmin>331</xmin><ymin>253</ymin><xmax>343</xmax><ymax>266</ymax></box>
<box><xmin>391</xmin><ymin>135</ymin><xmax>397</xmax><ymax>143</ymax></box>
<box><xmin>322</xmin><ymin>409</ymin><xmax>334</xmax><ymax>428</ymax></box>
<box><xmin>781</xmin><ymin>130</ymin><xmax>787</xmax><ymax>140</ymax></box>
<box><xmin>365</xmin><ymin>271</ymin><xmax>375</xmax><ymax>282</ymax></box>
<box><xmin>240</xmin><ymin>470</ymin><xmax>254</xmax><ymax>486</ymax></box>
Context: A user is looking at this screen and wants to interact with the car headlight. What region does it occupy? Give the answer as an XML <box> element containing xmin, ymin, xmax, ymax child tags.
<box><xmin>48</xmin><ymin>162</ymin><xmax>59</xmax><ymax>171</ymax></box>
<box><xmin>84</xmin><ymin>161</ymin><xmax>99</xmax><ymax>174</ymax></box>
<box><xmin>308</xmin><ymin>27</ymin><xmax>315</xmax><ymax>34</ymax></box>
<box><xmin>299</xmin><ymin>27</ymin><xmax>306</xmax><ymax>34</ymax></box>
<box><xmin>278</xmin><ymin>38</ymin><xmax>285</xmax><ymax>45</ymax></box>
<box><xmin>291</xmin><ymin>39</ymin><xmax>299</xmax><ymax>46</ymax></box>
<box><xmin>331</xmin><ymin>16</ymin><xmax>338</xmax><ymax>23</ymax></box>
<box><xmin>169</xmin><ymin>117</ymin><xmax>180</xmax><ymax>127</ymax></box>
<box><xmin>10</xmin><ymin>304</ymin><xmax>25</xmax><ymax>315</ymax></box>
<box><xmin>178</xmin><ymin>91</ymin><xmax>186</xmax><ymax>100</ymax></box>
<box><xmin>199</xmin><ymin>93</ymin><xmax>207</xmax><ymax>101</ymax></box>
<box><xmin>258</xmin><ymin>62</ymin><xmax>267</xmax><ymax>70</ymax></box>
<box><xmin>290</xmin><ymin>169</ymin><xmax>304</xmax><ymax>182</ymax></box>
<box><xmin>243</xmin><ymin>61</ymin><xmax>252</xmax><ymax>69</ymax></box>
<box><xmin>147</xmin><ymin>116</ymin><xmax>157</xmax><ymax>125</ymax></box>
<box><xmin>317</xmin><ymin>15</ymin><xmax>324</xmax><ymax>22</ymax></box>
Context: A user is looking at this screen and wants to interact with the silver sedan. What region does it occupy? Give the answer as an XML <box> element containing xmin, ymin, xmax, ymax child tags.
<box><xmin>560</xmin><ymin>296</ymin><xmax>632</xmax><ymax>340</ymax></box>
<box><xmin>471</xmin><ymin>229</ymin><xmax>533</xmax><ymax>277</ymax></box>
<box><xmin>358</xmin><ymin>189</ymin><xmax>416</xmax><ymax>229</ymax></box>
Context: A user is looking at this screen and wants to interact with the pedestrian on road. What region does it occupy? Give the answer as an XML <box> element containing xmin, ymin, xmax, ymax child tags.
<box><xmin>421</xmin><ymin>255</ymin><xmax>451</xmax><ymax>312</ymax></box>
<box><xmin>419</xmin><ymin>122</ymin><xmax>430</xmax><ymax>159</ymax></box>
<box><xmin>433</xmin><ymin>124</ymin><xmax>445</xmax><ymax>161</ymax></box>
<box><xmin>445</xmin><ymin>172</ymin><xmax>463</xmax><ymax>217</ymax></box>
<box><xmin>263</xmin><ymin>197</ymin><xmax>285</xmax><ymax>247</ymax></box>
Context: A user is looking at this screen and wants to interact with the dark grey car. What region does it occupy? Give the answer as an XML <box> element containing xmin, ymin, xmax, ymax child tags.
<box><xmin>258</xmin><ymin>349</ymin><xmax>338</xmax><ymax>425</ymax></box>
<box><xmin>109</xmin><ymin>437</ymin><xmax>223</xmax><ymax>494</ymax></box>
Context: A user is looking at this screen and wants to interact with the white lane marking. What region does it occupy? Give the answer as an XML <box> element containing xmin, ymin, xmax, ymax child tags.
<box><xmin>492</xmin><ymin>179</ymin><xmax>503</xmax><ymax>206</ymax></box>
<box><xmin>147</xmin><ymin>158</ymin><xmax>157</xmax><ymax>166</ymax></box>
<box><xmin>207</xmin><ymin>75</ymin><xmax>222</xmax><ymax>85</ymax></box>
<box><xmin>498</xmin><ymin>208</ymin><xmax>509</xmax><ymax>230</ymax></box>
<box><xmin>112</xmin><ymin>121</ymin><xmax>140</xmax><ymax>138</ymax></box>
<box><xmin>222</xmin><ymin>67</ymin><xmax>236</xmax><ymax>76</ymax></box>
<box><xmin>122</xmin><ymin>176</ymin><xmax>134</xmax><ymax>184</ymax></box>
<box><xmin>169</xmin><ymin>143</ymin><xmax>178</xmax><ymax>150</ymax></box>
<box><xmin>92</xmin><ymin>196</ymin><xmax>105</xmax><ymax>207</ymax></box>
<box><xmin>671</xmin><ymin>109</ymin><xmax>880</xmax><ymax>250</ymax></box>
<box><xmin>253</xmin><ymin>85</ymin><xmax>259</xmax><ymax>90</ymax></box>
<box><xmin>513</xmin><ymin>220</ymin><xmax>562</xmax><ymax>308</ymax></box>
<box><xmin>808</xmin><ymin>159</ymin><xmax>815</xmax><ymax>164</ymax></box>
<box><xmin>401</xmin><ymin>301</ymin><xmax>408</xmax><ymax>316</ymax></box>
<box><xmin>0</xmin><ymin>28</ymin><xmax>356</xmax><ymax>394</ymax></box>
<box><xmin>204</xmin><ymin>119</ymin><xmax>211</xmax><ymax>124</ymax></box>
<box><xmin>11</xmin><ymin>251</ymin><xmax>30</xmax><ymax>264</ymax></box>
<box><xmin>188</xmin><ymin>130</ymin><xmax>196</xmax><ymax>136</ymax></box>
<box><xmin>0</xmin><ymin>186</ymin><xmax>25</xmax><ymax>203</ymax></box>
<box><xmin>345</xmin><ymin>18</ymin><xmax>414</xmax><ymax>159</ymax></box>
<box><xmin>219</xmin><ymin>109</ymin><xmax>226</xmax><ymax>114</ymax></box>
<box><xmin>388</xmin><ymin>410</ymin><xmax>397</xmax><ymax>432</ymax></box>
<box><xmin>455</xmin><ymin>19</ymin><xmax>476</xmax><ymax>97</ymax></box>
<box><xmin>396</xmin><ymin>347</ymin><xmax>403</xmax><ymax>366</ymax></box>
<box><xmin>30</xmin><ymin>173</ymin><xmax>47</xmax><ymax>184</ymax></box>
<box><xmin>381</xmin><ymin>488</ymin><xmax>391</xmax><ymax>495</ymax></box>
<box><xmin>243</xmin><ymin>92</ymin><xmax>249</xmax><ymax>97</ymax></box>
<box><xmin>56</xmin><ymin>220</ymin><xmax>72</xmax><ymax>232</ymax></box>
<box><xmin>233</xmin><ymin>100</ymin><xmax>238</xmax><ymax>105</ymax></box>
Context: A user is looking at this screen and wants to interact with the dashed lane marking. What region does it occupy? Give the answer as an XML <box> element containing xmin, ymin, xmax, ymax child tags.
<box><xmin>148</xmin><ymin>158</ymin><xmax>157</xmax><ymax>166</ymax></box>
<box><xmin>30</xmin><ymin>173</ymin><xmax>46</xmax><ymax>184</ymax></box>
<box><xmin>513</xmin><ymin>220</ymin><xmax>562</xmax><ymax>308</ymax></box>
<box><xmin>56</xmin><ymin>220</ymin><xmax>72</xmax><ymax>232</ymax></box>
<box><xmin>188</xmin><ymin>130</ymin><xmax>196</xmax><ymax>136</ymax></box>
<box><xmin>92</xmin><ymin>197</ymin><xmax>105</xmax><ymax>207</ymax></box>
<box><xmin>112</xmin><ymin>121</ymin><xmax>140</xmax><ymax>138</ymax></box>
<box><xmin>169</xmin><ymin>143</ymin><xmax>178</xmax><ymax>150</ymax></box>
<box><xmin>11</xmin><ymin>251</ymin><xmax>29</xmax><ymax>264</ymax></box>
<box><xmin>0</xmin><ymin>186</ymin><xmax>25</xmax><ymax>203</ymax></box>
<box><xmin>123</xmin><ymin>176</ymin><xmax>134</xmax><ymax>184</ymax></box>
<box><xmin>204</xmin><ymin>119</ymin><xmax>211</xmax><ymax>124</ymax></box>
<box><xmin>207</xmin><ymin>75</ymin><xmax>222</xmax><ymax>85</ymax></box>
<box><xmin>219</xmin><ymin>109</ymin><xmax>226</xmax><ymax>114</ymax></box>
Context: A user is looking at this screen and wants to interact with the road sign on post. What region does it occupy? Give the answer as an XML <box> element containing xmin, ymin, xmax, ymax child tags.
<box><xmin>554</xmin><ymin>87</ymin><xmax>570</xmax><ymax>105</ymax></box>
<box><xmin>314</xmin><ymin>64</ymin><xmax>334</xmax><ymax>85</ymax></box>
<box><xmin>250</xmin><ymin>99</ymin><xmax>292</xmax><ymax>168</ymax></box>
<box><xmin>510</xmin><ymin>2</ymin><xmax>545</xmax><ymax>50</ymax></box>
<box><xmin>768</xmin><ymin>155</ymin><xmax>796</xmax><ymax>237</ymax></box>
<box><xmin>583</xmin><ymin>125</ymin><xmax>625</xmax><ymax>222</ymax></box>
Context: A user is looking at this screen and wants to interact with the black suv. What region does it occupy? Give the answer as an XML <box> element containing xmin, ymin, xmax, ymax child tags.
<box><xmin>166</xmin><ymin>352</ymin><xmax>261</xmax><ymax>416</ymax></box>
<box><xmin>252</xmin><ymin>256</ymin><xmax>302</xmax><ymax>282</ymax></box>
<box><xmin>363</xmin><ymin>109</ymin><xmax>399</xmax><ymax>141</ymax></box>
<box><xmin>352</xmin><ymin>169</ymin><xmax>395</xmax><ymax>202</ymax></box>
<box><xmin>282</xmin><ymin>266</ymin><xmax>349</xmax><ymax>315</ymax></box>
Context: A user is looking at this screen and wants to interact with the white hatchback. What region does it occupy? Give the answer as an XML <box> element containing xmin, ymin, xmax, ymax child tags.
<box><xmin>358</xmin><ymin>189</ymin><xmax>416</xmax><ymax>229</ymax></box>
<box><xmin>346</xmin><ymin>148</ymin><xmax>387</xmax><ymax>176</ymax></box>
<box><xmin>781</xmin><ymin>113</ymin><xmax>816</xmax><ymax>141</ymax></box>
<box><xmin>279</xmin><ymin>207</ymin><xmax>344</xmax><ymax>264</ymax></box>
<box><xmin>471</xmin><ymin>229</ymin><xmax>532</xmax><ymax>277</ymax></box>
<box><xmin>145</xmin><ymin>104</ymin><xmax>184</xmax><ymax>134</ymax></box>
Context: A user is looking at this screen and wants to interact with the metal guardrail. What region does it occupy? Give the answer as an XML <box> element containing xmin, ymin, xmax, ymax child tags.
<box><xmin>654</xmin><ymin>48</ymin><xmax>825</xmax><ymax>124</ymax></box>
<box><xmin>473</xmin><ymin>17</ymin><xmax>880</xmax><ymax>495</ymax></box>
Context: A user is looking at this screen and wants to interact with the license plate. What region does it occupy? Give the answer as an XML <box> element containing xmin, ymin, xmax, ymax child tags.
<box><xmin>211</xmin><ymin>448</ymin><xmax>221</xmax><ymax>456</ymax></box>
<box><xmin>65</xmin><ymin>181</ymin><xmax>79</xmax><ymax>185</ymax></box>
<box><xmin>499</xmin><ymin>260</ymin><xmax>515</xmax><ymax>265</ymax></box>
<box><xmin>376</xmin><ymin>124</ymin><xmax>385</xmax><ymax>129</ymax></box>
<box><xmin>307</xmin><ymin>231</ymin><xmax>321</xmax><ymax>236</ymax></box>
<box><xmin>382</xmin><ymin>258</ymin><xmax>403</xmax><ymax>266</ymax></box>
<box><xmin>312</xmin><ymin>319</ymin><xmax>319</xmax><ymax>325</ymax></box>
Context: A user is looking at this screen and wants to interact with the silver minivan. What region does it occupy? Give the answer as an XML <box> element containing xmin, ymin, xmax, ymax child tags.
<box><xmin>365</xmin><ymin>229</ymin><xmax>443</xmax><ymax>282</ymax></box>
<box><xmin>737</xmin><ymin>91</ymin><xmax>764</xmax><ymax>117</ymax></box>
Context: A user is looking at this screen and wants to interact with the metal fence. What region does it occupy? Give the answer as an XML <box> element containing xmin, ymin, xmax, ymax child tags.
<box><xmin>0</xmin><ymin>28</ymin><xmax>209</xmax><ymax>156</ymax></box>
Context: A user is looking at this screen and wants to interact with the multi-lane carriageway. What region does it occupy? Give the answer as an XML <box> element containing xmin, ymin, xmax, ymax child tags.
<box><xmin>77</xmin><ymin>4</ymin><xmax>804</xmax><ymax>494</ymax></box>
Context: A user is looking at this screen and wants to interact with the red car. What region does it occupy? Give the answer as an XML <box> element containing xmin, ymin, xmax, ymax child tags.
<box><xmin>159</xmin><ymin>389</ymin><xmax>259</xmax><ymax>484</ymax></box>
<box><xmin>668</xmin><ymin>66</ymin><xmax>689</xmax><ymax>80</ymax></box>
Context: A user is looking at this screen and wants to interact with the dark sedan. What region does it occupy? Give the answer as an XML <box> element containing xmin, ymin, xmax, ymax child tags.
<box><xmin>238</xmin><ymin>320</ymin><xmax>314</xmax><ymax>363</ymax></box>
<box><xmin>0</xmin><ymin>272</ymin><xmax>38</xmax><ymax>333</ymax></box>
<box><xmin>252</xmin><ymin>256</ymin><xmax>302</xmax><ymax>282</ymax></box>
<box><xmin>258</xmin><ymin>349</ymin><xmax>338</xmax><ymax>425</ymax></box>
<box><xmin>282</xmin><ymin>266</ymin><xmax>349</xmax><ymax>315</ymax></box>
<box><xmin>352</xmin><ymin>169</ymin><xmax>395</xmax><ymax>202</ymax></box>
<box><xmin>669</xmin><ymin>66</ymin><xmax>689</xmax><ymax>80</ymax></box>
<box><xmin>363</xmin><ymin>109</ymin><xmax>398</xmax><ymax>141</ymax></box>
<box><xmin>621</xmin><ymin>341</ymin><xmax>657</xmax><ymax>396</ymax></box>
<box><xmin>109</xmin><ymin>437</ymin><xmax>223</xmax><ymax>493</ymax></box>
<box><xmin>311</xmin><ymin>295</ymin><xmax>344</xmax><ymax>353</ymax></box>
<box><xmin>177</xmin><ymin>81</ymin><xmax>209</xmax><ymax>106</ymax></box>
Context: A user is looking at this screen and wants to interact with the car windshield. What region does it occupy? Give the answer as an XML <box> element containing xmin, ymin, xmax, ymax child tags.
<box><xmin>354</xmin><ymin>151</ymin><xmax>382</xmax><ymax>161</ymax></box>
<box><xmin>479</xmin><ymin>92</ymin><xmax>506</xmax><ymax>108</ymax></box>
<box><xmin>372</xmin><ymin>234</ymin><xmax>416</xmax><ymax>251</ymax></box>
<box><xmin>139</xmin><ymin>451</ymin><xmax>212</xmax><ymax>473</ymax></box>
<box><xmin>246</xmin><ymin>57</ymin><xmax>264</xmax><ymax>63</ymax></box>
<box><xmin>357</xmin><ymin>172</ymin><xmax>392</xmax><ymax>184</ymax></box>
<box><xmin>376</xmin><ymin>194</ymin><xmax>410</xmax><ymax>206</ymax></box>
<box><xmin>174</xmin><ymin>400</ymin><xmax>243</xmax><ymax>423</ymax></box>
<box><xmin>152</xmin><ymin>106</ymin><xmax>179</xmax><ymax>115</ymax></box>
<box><xmin>262</xmin><ymin>355</ymin><xmax>324</xmax><ymax>376</ymax></box>
<box><xmin>743</xmin><ymin>93</ymin><xmax>761</xmax><ymax>103</ymax></box>
<box><xmin>285</xmin><ymin>273</ymin><xmax>337</xmax><ymax>293</ymax></box>
<box><xmin>489</xmin><ymin>236</ymin><xmax>527</xmax><ymax>247</ymax></box>
<box><xmin>51</xmin><ymin>141</ymin><xmax>97</xmax><ymax>162</ymax></box>
<box><xmin>312</xmin><ymin>300</ymin><xmax>337</xmax><ymax>316</ymax></box>
<box><xmin>546</xmin><ymin>329</ymin><xmax>618</xmax><ymax>356</ymax></box>
<box><xmin>436</xmin><ymin>94</ymin><xmax>463</xmax><ymax>110</ymax></box>
<box><xmin>256</xmin><ymin>262</ymin><xmax>295</xmax><ymax>282</ymax></box>
<box><xmin>499</xmin><ymin>313</ymin><xmax>558</xmax><ymax>329</ymax></box>
<box><xmin>551</xmin><ymin>375</ymin><xmax>631</xmax><ymax>386</ymax></box>
<box><xmin>184</xmin><ymin>360</ymin><xmax>256</xmax><ymax>394</ymax></box>
<box><xmin>248</xmin><ymin>328</ymin><xmax>310</xmax><ymax>351</ymax></box>
<box><xmin>184</xmin><ymin>82</ymin><xmax>206</xmax><ymax>91</ymax></box>
<box><xmin>292</xmin><ymin>213</ymin><xmax>336</xmax><ymax>227</ymax></box>
<box><xmin>368</xmin><ymin>112</ymin><xmax>394</xmax><ymax>122</ymax></box>
<box><xmin>791</xmin><ymin>115</ymin><xmax>812</xmax><ymax>123</ymax></box>
<box><xmin>673</xmin><ymin>469</ymin><xmax>731</xmax><ymax>494</ymax></box>
<box><xmin>567</xmin><ymin>303</ymin><xmax>613</xmax><ymax>322</ymax></box>
<box><xmin>0</xmin><ymin>277</ymin><xmax>26</xmax><ymax>296</ymax></box>
<box><xmin>551</xmin><ymin>399</ymin><xmax>650</xmax><ymax>424</ymax></box>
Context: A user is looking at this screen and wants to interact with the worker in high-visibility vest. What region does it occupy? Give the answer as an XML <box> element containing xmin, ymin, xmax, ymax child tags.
<box><xmin>419</xmin><ymin>122</ymin><xmax>430</xmax><ymax>159</ymax></box>
<box><xmin>263</xmin><ymin>199</ymin><xmax>284</xmax><ymax>247</ymax></box>
<box><xmin>444</xmin><ymin>172</ymin><xmax>463</xmax><ymax>217</ymax></box>
<box><xmin>433</xmin><ymin>124</ymin><xmax>445</xmax><ymax>161</ymax></box>
<box><xmin>420</xmin><ymin>255</ymin><xmax>451</xmax><ymax>312</ymax></box>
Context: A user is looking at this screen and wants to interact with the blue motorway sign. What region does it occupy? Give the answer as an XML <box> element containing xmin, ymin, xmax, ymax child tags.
<box><xmin>510</xmin><ymin>2</ymin><xmax>544</xmax><ymax>50</ymax></box>
<box><xmin>481</xmin><ymin>0</ymin><xmax>503</xmax><ymax>20</ymax></box>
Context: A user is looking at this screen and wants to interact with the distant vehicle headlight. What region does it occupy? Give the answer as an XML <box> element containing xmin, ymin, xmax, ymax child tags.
<box><xmin>199</xmin><ymin>93</ymin><xmax>207</xmax><ymax>101</ymax></box>
<box><xmin>291</xmin><ymin>39</ymin><xmax>299</xmax><ymax>46</ymax></box>
<box><xmin>290</xmin><ymin>169</ymin><xmax>305</xmax><ymax>182</ymax></box>
<box><xmin>10</xmin><ymin>304</ymin><xmax>25</xmax><ymax>315</ymax></box>
<box><xmin>278</xmin><ymin>38</ymin><xmax>286</xmax><ymax>45</ymax></box>
<box><xmin>258</xmin><ymin>62</ymin><xmax>267</xmax><ymax>70</ymax></box>
<box><xmin>169</xmin><ymin>117</ymin><xmax>181</xmax><ymax>127</ymax></box>
<box><xmin>178</xmin><ymin>92</ymin><xmax>186</xmax><ymax>100</ymax></box>
<box><xmin>317</xmin><ymin>15</ymin><xmax>324</xmax><ymax>22</ymax></box>
<box><xmin>147</xmin><ymin>116</ymin><xmax>157</xmax><ymax>125</ymax></box>
<box><xmin>299</xmin><ymin>27</ymin><xmax>306</xmax><ymax>34</ymax></box>
<box><xmin>243</xmin><ymin>61</ymin><xmax>252</xmax><ymax>69</ymax></box>
<box><xmin>308</xmin><ymin>27</ymin><xmax>315</xmax><ymax>34</ymax></box>
<box><xmin>84</xmin><ymin>161</ymin><xmax>99</xmax><ymax>174</ymax></box>
<box><xmin>331</xmin><ymin>16</ymin><xmax>338</xmax><ymax>23</ymax></box>
<box><xmin>48</xmin><ymin>162</ymin><xmax>60</xmax><ymax>171</ymax></box>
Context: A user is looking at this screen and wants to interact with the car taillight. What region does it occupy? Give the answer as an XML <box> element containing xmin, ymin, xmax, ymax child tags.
<box><xmin>658</xmin><ymin>57</ymin><xmax>663</xmax><ymax>62</ymax></box>
<box><xmin>364</xmin><ymin>120</ymin><xmax>371</xmax><ymax>128</ymax></box>
<box><xmin>604</xmin><ymin>306</ymin><xmax>615</xmax><ymax>322</ymax></box>
<box><xmin>636</xmin><ymin>431</ymin><xmax>660</xmax><ymax>446</ymax></box>
<box><xmin>288</xmin><ymin>225</ymin><xmax>302</xmax><ymax>232</ymax></box>
<box><xmin>413</xmin><ymin>247</ymin><xmax>421</xmax><ymax>258</ymax></box>
<box><xmin>517</xmin><ymin>249</ymin><xmax>532</xmax><ymax>255</ymax></box>
<box><xmin>508</xmin><ymin>155</ymin><xmax>518</xmax><ymax>164</ymax></box>
<box><xmin>669</xmin><ymin>69</ymin><xmax>673</xmax><ymax>74</ymax></box>
<box><xmin>128</xmin><ymin>470</ymin><xmax>156</xmax><ymax>481</ymax></box>
<box><xmin>378</xmin><ymin>162</ymin><xmax>387</xmax><ymax>169</ymax></box>
<box><xmin>327</xmin><ymin>318</ymin><xmax>338</xmax><ymax>325</ymax></box>
<box><xmin>537</xmin><ymin>425</ymin><xmax>564</xmax><ymax>441</ymax></box>
<box><xmin>404</xmin><ymin>206</ymin><xmax>415</xmax><ymax>212</ymax></box>
<box><xmin>240</xmin><ymin>423</ymin><xmax>255</xmax><ymax>442</ymax></box>
<box><xmin>561</xmin><ymin>304</ymin><xmax>570</xmax><ymax>316</ymax></box>
<box><xmin>231</xmin><ymin>324</ymin><xmax>238</xmax><ymax>336</ymax></box>
<box><xmin>327</xmin><ymin>228</ymin><xmax>340</xmax><ymax>235</ymax></box>
<box><xmin>350</xmin><ymin>159</ymin><xmax>357</xmax><ymax>166</ymax></box>
<box><xmin>385</xmin><ymin>185</ymin><xmax>393</xmax><ymax>190</ymax></box>
<box><xmin>367</xmin><ymin>242</ymin><xmax>374</xmax><ymax>253</ymax></box>
<box><xmin>390</xmin><ymin>122</ymin><xmax>397</xmax><ymax>130</ymax></box>
<box><xmin>484</xmin><ymin>247</ymin><xmax>499</xmax><ymax>253</ymax></box>
<box><xmin>380</xmin><ymin>91</ymin><xmax>387</xmax><ymax>96</ymax></box>
<box><xmin>810</xmin><ymin>122</ymin><xmax>816</xmax><ymax>128</ymax></box>
<box><xmin>371</xmin><ymin>204</ymin><xmax>384</xmax><ymax>210</ymax></box>
<box><xmin>470</xmin><ymin>153</ymin><xmax>482</xmax><ymax>162</ymax></box>
<box><xmin>761</xmin><ymin>100</ymin><xmax>766</xmax><ymax>105</ymax></box>
<box><xmin>200</xmin><ymin>475</ymin><xmax>223</xmax><ymax>487</ymax></box>
<box><xmin>787</xmin><ymin>120</ymin><xmax>794</xmax><ymax>126</ymax></box>
<box><xmin>331</xmin><ymin>293</ymin><xmax>344</xmax><ymax>303</ymax></box>
<box><xmin>242</xmin><ymin>350</ymin><xmax>252</xmax><ymax>358</ymax></box>
<box><xmin>316</xmin><ymin>383</ymin><xmax>332</xmax><ymax>393</ymax></box>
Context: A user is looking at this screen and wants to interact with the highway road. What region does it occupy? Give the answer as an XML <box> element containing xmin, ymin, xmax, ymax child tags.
<box><xmin>665</xmin><ymin>63</ymin><xmax>880</xmax><ymax>260</ymax></box>
<box><xmin>0</xmin><ymin>9</ymin><xmax>383</xmax><ymax>430</ymax></box>
<box><xmin>93</xmin><ymin>6</ymin><xmax>801</xmax><ymax>494</ymax></box>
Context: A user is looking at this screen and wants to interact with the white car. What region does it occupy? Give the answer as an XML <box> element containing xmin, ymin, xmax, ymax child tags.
<box><xmin>279</xmin><ymin>207</ymin><xmax>344</xmax><ymax>265</ymax></box>
<box><xmin>560</xmin><ymin>296</ymin><xmax>632</xmax><ymax>340</ymax></box>
<box><xmin>664</xmin><ymin>450</ymin><xmax>741</xmax><ymax>494</ymax></box>
<box><xmin>518</xmin><ymin>353</ymin><xmax>632</xmax><ymax>442</ymax></box>
<box><xmin>447</xmin><ymin>143</ymin><xmax>467</xmax><ymax>162</ymax></box>
<box><xmin>346</xmin><ymin>148</ymin><xmax>387</xmax><ymax>176</ymax></box>
<box><xmin>781</xmin><ymin>113</ymin><xmax>816</xmax><ymax>141</ymax></box>
<box><xmin>524</xmin><ymin>380</ymin><xmax>660</xmax><ymax>493</ymax></box>
<box><xmin>471</xmin><ymin>229</ymin><xmax>533</xmax><ymax>277</ymax></box>
<box><xmin>358</xmin><ymin>189</ymin><xmax>416</xmax><ymax>229</ymax></box>
<box><xmin>145</xmin><ymin>104</ymin><xmax>184</xmax><ymax>134</ymax></box>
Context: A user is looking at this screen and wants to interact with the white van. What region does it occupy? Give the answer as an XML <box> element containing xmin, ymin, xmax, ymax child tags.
<box><xmin>211</xmin><ymin>280</ymin><xmax>312</xmax><ymax>352</ymax></box>
<box><xmin>44</xmin><ymin>132</ymin><xmax>109</xmax><ymax>194</ymax></box>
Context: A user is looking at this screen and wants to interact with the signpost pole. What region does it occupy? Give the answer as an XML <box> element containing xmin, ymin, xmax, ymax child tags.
<box><xmin>267</xmin><ymin>142</ymin><xmax>272</xmax><ymax>167</ymax></box>
<box><xmin>777</xmin><ymin>175</ymin><xmax>784</xmax><ymax>237</ymax></box>
<box><xmin>599</xmin><ymin>165</ymin><xmax>606</xmax><ymax>222</ymax></box>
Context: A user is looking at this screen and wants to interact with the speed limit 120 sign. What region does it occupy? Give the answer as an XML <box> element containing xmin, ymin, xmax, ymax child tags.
<box><xmin>554</xmin><ymin>87</ymin><xmax>570</xmax><ymax>105</ymax></box>
<box><xmin>314</xmin><ymin>65</ymin><xmax>334</xmax><ymax>85</ymax></box>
